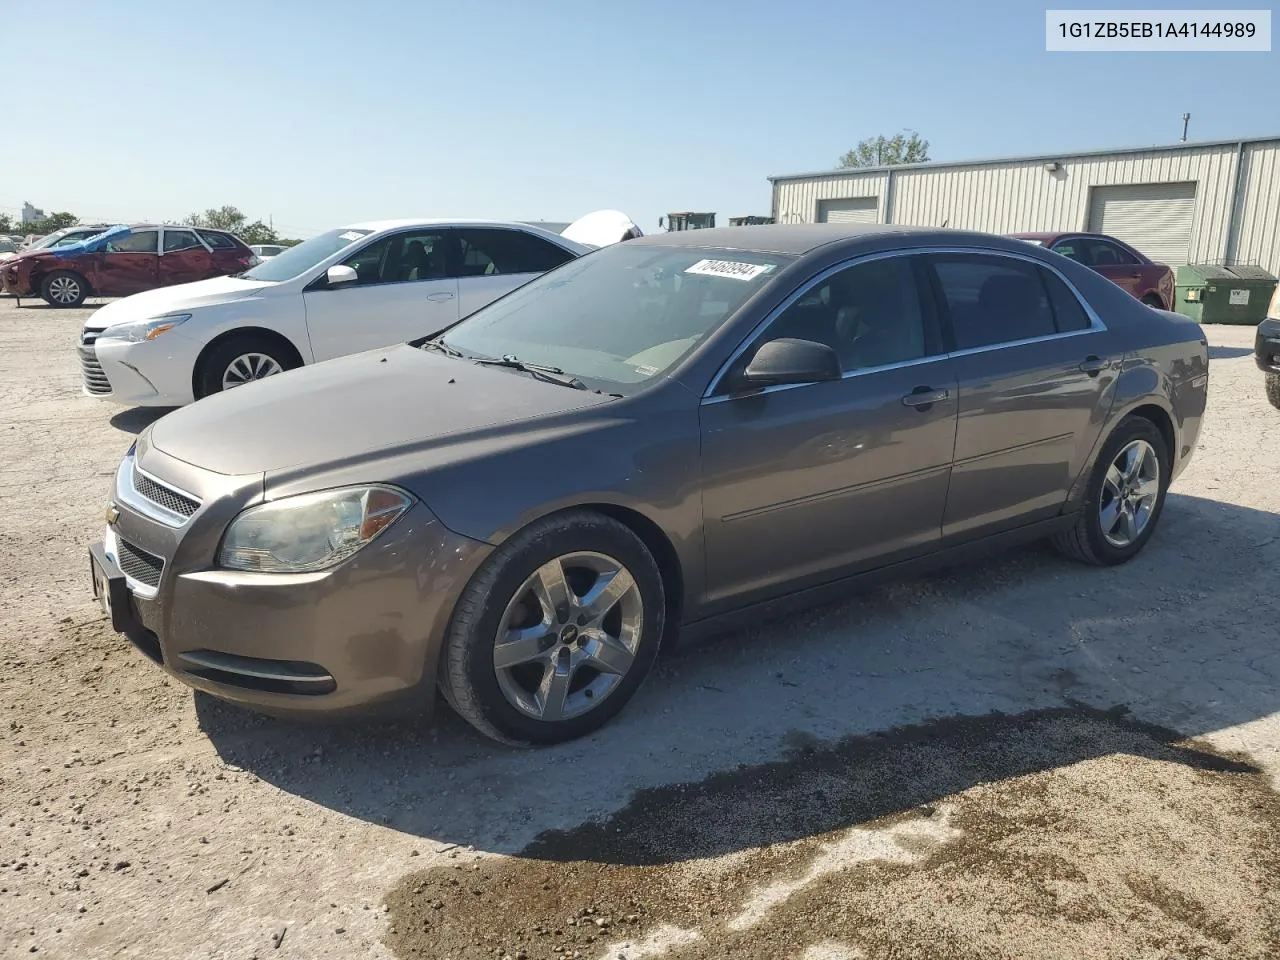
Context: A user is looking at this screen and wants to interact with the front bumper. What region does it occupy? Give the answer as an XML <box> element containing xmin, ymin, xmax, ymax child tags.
<box><xmin>94</xmin><ymin>442</ymin><xmax>493</xmax><ymax>718</ymax></box>
<box><xmin>1255</xmin><ymin>318</ymin><xmax>1280</xmax><ymax>374</ymax></box>
<box><xmin>78</xmin><ymin>332</ymin><xmax>201</xmax><ymax>406</ymax></box>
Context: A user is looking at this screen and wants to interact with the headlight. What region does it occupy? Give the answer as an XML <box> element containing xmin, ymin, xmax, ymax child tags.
<box><xmin>102</xmin><ymin>314</ymin><xmax>191</xmax><ymax>342</ymax></box>
<box><xmin>218</xmin><ymin>485</ymin><xmax>414</xmax><ymax>573</ymax></box>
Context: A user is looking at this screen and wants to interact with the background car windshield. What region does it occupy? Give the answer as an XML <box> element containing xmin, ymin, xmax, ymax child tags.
<box><xmin>241</xmin><ymin>229</ymin><xmax>373</xmax><ymax>282</ymax></box>
<box><xmin>441</xmin><ymin>244</ymin><xmax>792</xmax><ymax>388</ymax></box>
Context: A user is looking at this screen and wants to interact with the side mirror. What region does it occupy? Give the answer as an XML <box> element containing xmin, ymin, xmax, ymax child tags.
<box><xmin>739</xmin><ymin>338</ymin><xmax>841</xmax><ymax>389</ymax></box>
<box><xmin>326</xmin><ymin>264</ymin><xmax>358</xmax><ymax>287</ymax></box>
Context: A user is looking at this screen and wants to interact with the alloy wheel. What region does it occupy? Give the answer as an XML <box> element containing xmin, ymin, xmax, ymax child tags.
<box><xmin>1099</xmin><ymin>438</ymin><xmax>1160</xmax><ymax>548</ymax></box>
<box><xmin>221</xmin><ymin>353</ymin><xmax>284</xmax><ymax>390</ymax></box>
<box><xmin>47</xmin><ymin>276</ymin><xmax>81</xmax><ymax>304</ymax></box>
<box><xmin>492</xmin><ymin>551</ymin><xmax>643</xmax><ymax>722</ymax></box>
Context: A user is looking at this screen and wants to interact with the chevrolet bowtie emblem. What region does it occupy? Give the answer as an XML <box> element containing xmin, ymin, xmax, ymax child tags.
<box><xmin>105</xmin><ymin>505</ymin><xmax>120</xmax><ymax>525</ymax></box>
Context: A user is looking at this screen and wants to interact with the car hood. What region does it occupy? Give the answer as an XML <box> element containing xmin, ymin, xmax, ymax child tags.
<box><xmin>146</xmin><ymin>344</ymin><xmax>617</xmax><ymax>477</ymax></box>
<box><xmin>88</xmin><ymin>275</ymin><xmax>280</xmax><ymax>327</ymax></box>
<box><xmin>560</xmin><ymin>209</ymin><xmax>642</xmax><ymax>248</ymax></box>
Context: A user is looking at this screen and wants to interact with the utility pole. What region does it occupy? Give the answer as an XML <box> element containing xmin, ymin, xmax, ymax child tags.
<box><xmin>1181</xmin><ymin>113</ymin><xmax>1191</xmax><ymax>142</ymax></box>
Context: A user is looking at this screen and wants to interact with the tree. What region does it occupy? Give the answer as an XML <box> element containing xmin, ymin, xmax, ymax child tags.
<box><xmin>184</xmin><ymin>205</ymin><xmax>281</xmax><ymax>245</ymax></box>
<box><xmin>0</xmin><ymin>213</ymin><xmax>12</xmax><ymax>233</ymax></box>
<box><xmin>839</xmin><ymin>130</ymin><xmax>930</xmax><ymax>168</ymax></box>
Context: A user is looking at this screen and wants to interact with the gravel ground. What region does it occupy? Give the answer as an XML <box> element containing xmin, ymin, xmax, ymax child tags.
<box><xmin>1</xmin><ymin>296</ymin><xmax>1277</xmax><ymax>960</ymax></box>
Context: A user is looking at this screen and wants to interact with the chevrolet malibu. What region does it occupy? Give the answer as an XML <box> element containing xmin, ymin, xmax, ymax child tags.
<box><xmin>90</xmin><ymin>224</ymin><xmax>1209</xmax><ymax>745</ymax></box>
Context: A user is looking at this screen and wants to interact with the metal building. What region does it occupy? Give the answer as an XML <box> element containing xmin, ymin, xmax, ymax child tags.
<box><xmin>769</xmin><ymin>135</ymin><xmax>1280</xmax><ymax>274</ymax></box>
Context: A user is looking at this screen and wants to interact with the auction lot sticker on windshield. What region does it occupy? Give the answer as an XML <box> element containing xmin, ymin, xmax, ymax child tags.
<box><xmin>339</xmin><ymin>231</ymin><xmax>364</xmax><ymax>242</ymax></box>
<box><xmin>685</xmin><ymin>259</ymin><xmax>775</xmax><ymax>281</ymax></box>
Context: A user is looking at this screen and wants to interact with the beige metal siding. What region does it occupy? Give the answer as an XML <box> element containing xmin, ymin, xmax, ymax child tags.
<box><xmin>771</xmin><ymin>142</ymin><xmax>1278</xmax><ymax>271</ymax></box>
<box><xmin>1087</xmin><ymin>182</ymin><xmax>1198</xmax><ymax>265</ymax></box>
<box><xmin>1232</xmin><ymin>141</ymin><xmax>1280</xmax><ymax>276</ymax></box>
<box><xmin>772</xmin><ymin>171</ymin><xmax>888</xmax><ymax>223</ymax></box>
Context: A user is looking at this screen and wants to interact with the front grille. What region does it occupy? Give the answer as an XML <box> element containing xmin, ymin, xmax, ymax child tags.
<box><xmin>116</xmin><ymin>538</ymin><xmax>164</xmax><ymax>588</ymax></box>
<box><xmin>78</xmin><ymin>345</ymin><xmax>111</xmax><ymax>395</ymax></box>
<box><xmin>81</xmin><ymin>326</ymin><xmax>105</xmax><ymax>346</ymax></box>
<box><xmin>133</xmin><ymin>470</ymin><xmax>200</xmax><ymax>518</ymax></box>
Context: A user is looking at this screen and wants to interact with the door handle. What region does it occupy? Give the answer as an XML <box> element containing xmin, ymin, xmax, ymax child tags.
<box><xmin>425</xmin><ymin>291</ymin><xmax>455</xmax><ymax>302</ymax></box>
<box><xmin>901</xmin><ymin>386</ymin><xmax>949</xmax><ymax>409</ymax></box>
<box><xmin>1079</xmin><ymin>355</ymin><xmax>1108</xmax><ymax>376</ymax></box>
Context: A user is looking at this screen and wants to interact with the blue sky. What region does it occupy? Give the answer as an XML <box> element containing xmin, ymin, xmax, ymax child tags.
<box><xmin>3</xmin><ymin>0</ymin><xmax>1275</xmax><ymax>237</ymax></box>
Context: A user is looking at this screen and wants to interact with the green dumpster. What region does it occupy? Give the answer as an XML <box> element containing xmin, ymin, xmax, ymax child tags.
<box><xmin>1173</xmin><ymin>263</ymin><xmax>1279</xmax><ymax>325</ymax></box>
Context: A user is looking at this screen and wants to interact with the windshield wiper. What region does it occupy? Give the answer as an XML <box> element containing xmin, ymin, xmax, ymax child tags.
<box><xmin>473</xmin><ymin>355</ymin><xmax>588</xmax><ymax>390</ymax></box>
<box><xmin>420</xmin><ymin>338</ymin><xmax>467</xmax><ymax>359</ymax></box>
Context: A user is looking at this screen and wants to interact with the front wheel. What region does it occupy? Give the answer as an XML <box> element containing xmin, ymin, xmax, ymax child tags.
<box><xmin>40</xmin><ymin>271</ymin><xmax>88</xmax><ymax>307</ymax></box>
<box><xmin>1266</xmin><ymin>373</ymin><xmax>1280</xmax><ymax>411</ymax></box>
<box><xmin>1051</xmin><ymin>415</ymin><xmax>1170</xmax><ymax>566</ymax></box>
<box><xmin>1141</xmin><ymin>294</ymin><xmax>1166</xmax><ymax>311</ymax></box>
<box><xmin>439</xmin><ymin>511</ymin><xmax>665</xmax><ymax>745</ymax></box>
<box><xmin>195</xmin><ymin>334</ymin><xmax>297</xmax><ymax>399</ymax></box>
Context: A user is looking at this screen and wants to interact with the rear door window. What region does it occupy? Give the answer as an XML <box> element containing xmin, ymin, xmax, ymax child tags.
<box><xmin>197</xmin><ymin>230</ymin><xmax>237</xmax><ymax>250</ymax></box>
<box><xmin>928</xmin><ymin>254</ymin><xmax>1058</xmax><ymax>350</ymax></box>
<box><xmin>452</xmin><ymin>228</ymin><xmax>577</xmax><ymax>277</ymax></box>
<box><xmin>162</xmin><ymin>229</ymin><xmax>203</xmax><ymax>253</ymax></box>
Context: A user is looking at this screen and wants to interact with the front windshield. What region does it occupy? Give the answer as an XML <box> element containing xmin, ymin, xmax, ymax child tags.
<box><xmin>29</xmin><ymin>229</ymin><xmax>88</xmax><ymax>250</ymax></box>
<box><xmin>0</xmin><ymin>239</ymin><xmax>15</xmax><ymax>253</ymax></box>
<box><xmin>440</xmin><ymin>244</ymin><xmax>793</xmax><ymax>389</ymax></box>
<box><xmin>240</xmin><ymin>228</ymin><xmax>373</xmax><ymax>282</ymax></box>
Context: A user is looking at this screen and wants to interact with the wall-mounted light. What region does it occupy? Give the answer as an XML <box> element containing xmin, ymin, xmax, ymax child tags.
<box><xmin>1043</xmin><ymin>161</ymin><xmax>1062</xmax><ymax>173</ymax></box>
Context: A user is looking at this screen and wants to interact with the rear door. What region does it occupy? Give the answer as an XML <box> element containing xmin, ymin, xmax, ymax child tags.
<box><xmin>92</xmin><ymin>229</ymin><xmax>160</xmax><ymax>296</ymax></box>
<box><xmin>198</xmin><ymin>230</ymin><xmax>254</xmax><ymax>277</ymax></box>
<box><xmin>301</xmin><ymin>228</ymin><xmax>459</xmax><ymax>361</ymax></box>
<box><xmin>925</xmin><ymin>251</ymin><xmax>1119</xmax><ymax>539</ymax></box>
<box><xmin>158</xmin><ymin>228</ymin><xmax>217</xmax><ymax>287</ymax></box>
<box><xmin>451</xmin><ymin>228</ymin><xmax>578</xmax><ymax>317</ymax></box>
<box><xmin>1078</xmin><ymin>237</ymin><xmax>1145</xmax><ymax>299</ymax></box>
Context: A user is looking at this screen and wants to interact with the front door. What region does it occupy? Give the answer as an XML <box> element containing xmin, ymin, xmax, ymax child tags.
<box><xmin>924</xmin><ymin>251</ymin><xmax>1120</xmax><ymax>538</ymax></box>
<box><xmin>158</xmin><ymin>227</ymin><xmax>218</xmax><ymax>287</ymax></box>
<box><xmin>699</xmin><ymin>254</ymin><xmax>958</xmax><ymax>610</ymax></box>
<box><xmin>302</xmin><ymin>228</ymin><xmax>460</xmax><ymax>362</ymax></box>
<box><xmin>93</xmin><ymin>229</ymin><xmax>160</xmax><ymax>296</ymax></box>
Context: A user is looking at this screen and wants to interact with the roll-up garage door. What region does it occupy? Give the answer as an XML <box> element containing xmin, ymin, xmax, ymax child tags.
<box><xmin>1086</xmin><ymin>182</ymin><xmax>1197</xmax><ymax>265</ymax></box>
<box><xmin>817</xmin><ymin>197</ymin><xmax>878</xmax><ymax>224</ymax></box>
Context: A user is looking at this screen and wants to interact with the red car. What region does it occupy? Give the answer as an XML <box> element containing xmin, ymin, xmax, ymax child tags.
<box><xmin>1011</xmin><ymin>232</ymin><xmax>1175</xmax><ymax>311</ymax></box>
<box><xmin>1</xmin><ymin>224</ymin><xmax>256</xmax><ymax>308</ymax></box>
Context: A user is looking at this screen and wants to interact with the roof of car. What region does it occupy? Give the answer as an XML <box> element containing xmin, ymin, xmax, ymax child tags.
<box><xmin>341</xmin><ymin>218</ymin><xmax>566</xmax><ymax>233</ymax></box>
<box><xmin>628</xmin><ymin>223</ymin><xmax>1004</xmax><ymax>255</ymax></box>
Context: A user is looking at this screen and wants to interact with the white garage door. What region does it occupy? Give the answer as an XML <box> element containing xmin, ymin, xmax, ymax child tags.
<box><xmin>1087</xmin><ymin>182</ymin><xmax>1197</xmax><ymax>265</ymax></box>
<box><xmin>817</xmin><ymin>197</ymin><xmax>878</xmax><ymax>224</ymax></box>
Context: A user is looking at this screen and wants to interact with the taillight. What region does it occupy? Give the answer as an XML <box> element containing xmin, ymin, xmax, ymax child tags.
<box><xmin>239</xmin><ymin>255</ymin><xmax>259</xmax><ymax>268</ymax></box>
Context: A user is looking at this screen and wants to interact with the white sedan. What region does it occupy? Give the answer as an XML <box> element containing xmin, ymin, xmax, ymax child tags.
<box><xmin>78</xmin><ymin>212</ymin><xmax>639</xmax><ymax>406</ymax></box>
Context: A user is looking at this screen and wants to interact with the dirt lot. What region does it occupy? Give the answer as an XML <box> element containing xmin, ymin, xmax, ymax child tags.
<box><xmin>1</xmin><ymin>295</ymin><xmax>1278</xmax><ymax>960</ymax></box>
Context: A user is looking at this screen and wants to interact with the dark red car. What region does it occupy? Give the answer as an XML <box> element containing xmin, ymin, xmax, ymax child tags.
<box><xmin>1010</xmin><ymin>232</ymin><xmax>1175</xmax><ymax>311</ymax></box>
<box><xmin>1</xmin><ymin>224</ymin><xmax>256</xmax><ymax>307</ymax></box>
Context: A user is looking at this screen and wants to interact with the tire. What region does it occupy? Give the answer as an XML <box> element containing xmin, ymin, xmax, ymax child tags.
<box><xmin>439</xmin><ymin>510</ymin><xmax>665</xmax><ymax>745</ymax></box>
<box><xmin>195</xmin><ymin>334</ymin><xmax>299</xmax><ymax>399</ymax></box>
<box><xmin>40</xmin><ymin>270</ymin><xmax>88</xmax><ymax>308</ymax></box>
<box><xmin>1266</xmin><ymin>374</ymin><xmax>1280</xmax><ymax>411</ymax></box>
<box><xmin>1051</xmin><ymin>415</ymin><xmax>1170</xmax><ymax>566</ymax></box>
<box><xmin>1140</xmin><ymin>294</ymin><xmax>1165</xmax><ymax>310</ymax></box>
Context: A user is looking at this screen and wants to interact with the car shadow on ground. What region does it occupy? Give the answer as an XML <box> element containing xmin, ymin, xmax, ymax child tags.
<box><xmin>109</xmin><ymin>407</ymin><xmax>173</xmax><ymax>434</ymax></box>
<box><xmin>1209</xmin><ymin>344</ymin><xmax>1254</xmax><ymax>359</ymax></box>
<box><xmin>195</xmin><ymin>491</ymin><xmax>1280</xmax><ymax>859</ymax></box>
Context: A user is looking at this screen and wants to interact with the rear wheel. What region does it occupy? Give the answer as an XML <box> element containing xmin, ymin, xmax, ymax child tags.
<box><xmin>439</xmin><ymin>511</ymin><xmax>665</xmax><ymax>745</ymax></box>
<box><xmin>195</xmin><ymin>334</ymin><xmax>299</xmax><ymax>399</ymax></box>
<box><xmin>1141</xmin><ymin>294</ymin><xmax>1165</xmax><ymax>310</ymax></box>
<box><xmin>1266</xmin><ymin>373</ymin><xmax>1280</xmax><ymax>411</ymax></box>
<box><xmin>1051</xmin><ymin>415</ymin><xmax>1170</xmax><ymax>566</ymax></box>
<box><xmin>40</xmin><ymin>271</ymin><xmax>88</xmax><ymax>307</ymax></box>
